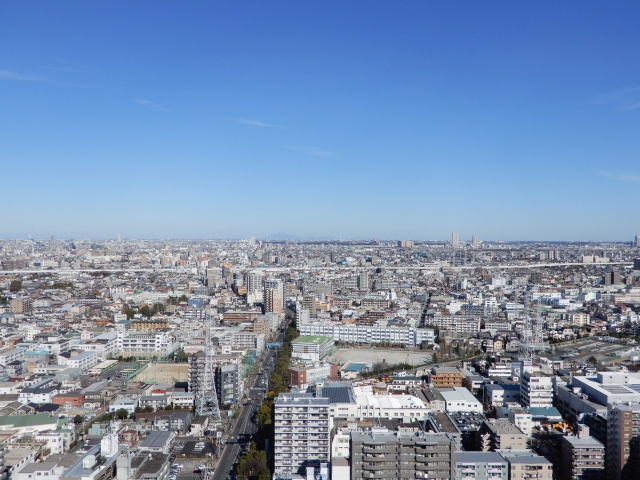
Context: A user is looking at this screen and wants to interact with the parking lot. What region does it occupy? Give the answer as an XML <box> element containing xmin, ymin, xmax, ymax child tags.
<box><xmin>175</xmin><ymin>458</ymin><xmax>217</xmax><ymax>480</ymax></box>
<box><xmin>548</xmin><ymin>338</ymin><xmax>640</xmax><ymax>366</ymax></box>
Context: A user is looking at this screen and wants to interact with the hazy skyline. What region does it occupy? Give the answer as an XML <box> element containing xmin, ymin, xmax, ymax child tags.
<box><xmin>1</xmin><ymin>2</ymin><xmax>640</xmax><ymax>241</ymax></box>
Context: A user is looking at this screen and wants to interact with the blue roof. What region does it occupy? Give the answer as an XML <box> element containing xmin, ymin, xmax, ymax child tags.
<box><xmin>527</xmin><ymin>407</ymin><xmax>562</xmax><ymax>418</ymax></box>
<box><xmin>344</xmin><ymin>364</ymin><xmax>364</xmax><ymax>371</ymax></box>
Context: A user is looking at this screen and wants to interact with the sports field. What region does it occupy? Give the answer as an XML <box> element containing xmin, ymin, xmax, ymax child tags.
<box><xmin>328</xmin><ymin>347</ymin><xmax>432</xmax><ymax>367</ymax></box>
<box><xmin>133</xmin><ymin>363</ymin><xmax>189</xmax><ymax>383</ymax></box>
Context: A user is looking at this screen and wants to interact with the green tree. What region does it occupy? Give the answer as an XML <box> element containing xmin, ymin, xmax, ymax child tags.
<box><xmin>256</xmin><ymin>403</ymin><xmax>272</xmax><ymax>427</ymax></box>
<box><xmin>116</xmin><ymin>408</ymin><xmax>129</xmax><ymax>420</ymax></box>
<box><xmin>143</xmin><ymin>406</ymin><xmax>154</xmax><ymax>413</ymax></box>
<box><xmin>9</xmin><ymin>280</ymin><xmax>22</xmax><ymax>292</ymax></box>
<box><xmin>236</xmin><ymin>443</ymin><xmax>268</xmax><ymax>480</ymax></box>
<box><xmin>73</xmin><ymin>414</ymin><xmax>83</xmax><ymax>425</ymax></box>
<box><xmin>122</xmin><ymin>305</ymin><xmax>136</xmax><ymax>319</ymax></box>
<box><xmin>174</xmin><ymin>349</ymin><xmax>189</xmax><ymax>362</ymax></box>
<box><xmin>139</xmin><ymin>305</ymin><xmax>153</xmax><ymax>318</ymax></box>
<box><xmin>588</xmin><ymin>356</ymin><xmax>598</xmax><ymax>366</ymax></box>
<box><xmin>152</xmin><ymin>303</ymin><xmax>165</xmax><ymax>315</ymax></box>
<box><xmin>431</xmin><ymin>352</ymin><xmax>438</xmax><ymax>364</ymax></box>
<box><xmin>257</xmin><ymin>469</ymin><xmax>271</xmax><ymax>480</ymax></box>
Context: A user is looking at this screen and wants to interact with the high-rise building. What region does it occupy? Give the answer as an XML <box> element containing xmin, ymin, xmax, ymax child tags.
<box><xmin>216</xmin><ymin>364</ymin><xmax>239</xmax><ymax>406</ymax></box>
<box><xmin>452</xmin><ymin>232</ymin><xmax>459</xmax><ymax>248</ymax></box>
<box><xmin>612</xmin><ymin>271</ymin><xmax>622</xmax><ymax>285</ymax></box>
<box><xmin>607</xmin><ymin>402</ymin><xmax>640</xmax><ymax>480</ymax></box>
<box><xmin>634</xmin><ymin>258</ymin><xmax>640</xmax><ymax>271</ymax></box>
<box><xmin>561</xmin><ymin>425</ymin><xmax>605</xmax><ymax>480</ymax></box>
<box><xmin>273</xmin><ymin>393</ymin><xmax>330</xmax><ymax>477</ymax></box>
<box><xmin>350</xmin><ymin>430</ymin><xmax>456</xmax><ymax>480</ymax></box>
<box><xmin>520</xmin><ymin>372</ymin><xmax>553</xmax><ymax>408</ymax></box>
<box><xmin>245</xmin><ymin>272</ymin><xmax>263</xmax><ymax>294</ymax></box>
<box><xmin>398</xmin><ymin>240</ymin><xmax>414</xmax><ymax>248</ymax></box>
<box><xmin>472</xmin><ymin>235</ymin><xmax>479</xmax><ymax>248</ymax></box>
<box><xmin>634</xmin><ymin>235</ymin><xmax>640</xmax><ymax>248</ymax></box>
<box><xmin>356</xmin><ymin>272</ymin><xmax>369</xmax><ymax>290</ymax></box>
<box><xmin>117</xmin><ymin>234</ymin><xmax>121</xmax><ymax>242</ymax></box>
<box><xmin>303</xmin><ymin>295</ymin><xmax>317</xmax><ymax>318</ymax></box>
<box><xmin>264</xmin><ymin>279</ymin><xmax>284</xmax><ymax>315</ymax></box>
<box><xmin>189</xmin><ymin>353</ymin><xmax>242</xmax><ymax>409</ymax></box>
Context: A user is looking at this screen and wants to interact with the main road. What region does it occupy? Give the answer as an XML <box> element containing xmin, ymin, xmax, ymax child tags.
<box><xmin>211</xmin><ymin>347</ymin><xmax>277</xmax><ymax>480</ymax></box>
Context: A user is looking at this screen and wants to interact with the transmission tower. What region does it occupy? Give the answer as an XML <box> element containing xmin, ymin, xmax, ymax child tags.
<box><xmin>195</xmin><ymin>313</ymin><xmax>221</xmax><ymax>422</ymax></box>
<box><xmin>518</xmin><ymin>285</ymin><xmax>546</xmax><ymax>358</ymax></box>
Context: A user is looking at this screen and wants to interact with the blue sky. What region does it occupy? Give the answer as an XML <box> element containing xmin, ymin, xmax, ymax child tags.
<box><xmin>1</xmin><ymin>2</ymin><xmax>640</xmax><ymax>241</ymax></box>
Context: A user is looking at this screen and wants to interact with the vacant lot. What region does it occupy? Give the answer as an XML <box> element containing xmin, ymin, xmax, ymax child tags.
<box><xmin>133</xmin><ymin>363</ymin><xmax>189</xmax><ymax>383</ymax></box>
<box><xmin>328</xmin><ymin>347</ymin><xmax>432</xmax><ymax>367</ymax></box>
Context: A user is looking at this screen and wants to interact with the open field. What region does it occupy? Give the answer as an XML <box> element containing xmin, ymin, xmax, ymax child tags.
<box><xmin>133</xmin><ymin>363</ymin><xmax>189</xmax><ymax>383</ymax></box>
<box><xmin>328</xmin><ymin>347</ymin><xmax>432</xmax><ymax>367</ymax></box>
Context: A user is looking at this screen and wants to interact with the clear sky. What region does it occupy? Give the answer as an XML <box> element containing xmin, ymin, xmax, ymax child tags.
<box><xmin>1</xmin><ymin>2</ymin><xmax>640</xmax><ymax>241</ymax></box>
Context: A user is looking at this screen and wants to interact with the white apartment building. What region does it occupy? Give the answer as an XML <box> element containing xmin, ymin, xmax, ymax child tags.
<box><xmin>298</xmin><ymin>322</ymin><xmax>434</xmax><ymax>346</ymax></box>
<box><xmin>274</xmin><ymin>394</ymin><xmax>330</xmax><ymax>477</ymax></box>
<box><xmin>331</xmin><ymin>394</ymin><xmax>430</xmax><ymax>420</ymax></box>
<box><xmin>116</xmin><ymin>325</ymin><xmax>175</xmax><ymax>356</ymax></box>
<box><xmin>0</xmin><ymin>347</ymin><xmax>26</xmax><ymax>366</ymax></box>
<box><xmin>508</xmin><ymin>409</ymin><xmax>532</xmax><ymax>436</ymax></box>
<box><xmin>440</xmin><ymin>387</ymin><xmax>483</xmax><ymax>413</ymax></box>
<box><xmin>66</xmin><ymin>351</ymin><xmax>98</xmax><ymax>370</ymax></box>
<box><xmin>75</xmin><ymin>331</ymin><xmax>119</xmax><ymax>360</ymax></box>
<box><xmin>35</xmin><ymin>432</ymin><xmax>64</xmax><ymax>454</ymax></box>
<box><xmin>429</xmin><ymin>315</ymin><xmax>481</xmax><ymax>334</ymax></box>
<box><xmin>520</xmin><ymin>372</ymin><xmax>553</xmax><ymax>408</ymax></box>
<box><xmin>568</xmin><ymin>313</ymin><xmax>590</xmax><ymax>326</ymax></box>
<box><xmin>487</xmin><ymin>363</ymin><xmax>513</xmax><ymax>378</ymax></box>
<box><xmin>232</xmin><ymin>332</ymin><xmax>265</xmax><ymax>354</ymax></box>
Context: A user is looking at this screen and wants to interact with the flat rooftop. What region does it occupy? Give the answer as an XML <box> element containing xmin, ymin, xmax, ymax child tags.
<box><xmin>292</xmin><ymin>335</ymin><xmax>333</xmax><ymax>345</ymax></box>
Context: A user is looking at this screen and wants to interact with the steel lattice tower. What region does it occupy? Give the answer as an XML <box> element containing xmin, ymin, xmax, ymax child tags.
<box><xmin>518</xmin><ymin>285</ymin><xmax>546</xmax><ymax>358</ymax></box>
<box><xmin>195</xmin><ymin>313</ymin><xmax>221</xmax><ymax>422</ymax></box>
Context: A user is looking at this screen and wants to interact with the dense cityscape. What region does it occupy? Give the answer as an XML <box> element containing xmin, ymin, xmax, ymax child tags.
<box><xmin>4</xmin><ymin>2</ymin><xmax>640</xmax><ymax>480</ymax></box>
<box><xmin>0</xmin><ymin>235</ymin><xmax>638</xmax><ymax>480</ymax></box>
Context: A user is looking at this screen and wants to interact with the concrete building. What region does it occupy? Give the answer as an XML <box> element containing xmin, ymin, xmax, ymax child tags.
<box><xmin>291</xmin><ymin>336</ymin><xmax>334</xmax><ymax>362</ymax></box>
<box><xmin>350</xmin><ymin>429</ymin><xmax>456</xmax><ymax>480</ymax></box>
<box><xmin>607</xmin><ymin>402</ymin><xmax>640</xmax><ymax>480</ymax></box>
<box><xmin>440</xmin><ymin>387</ymin><xmax>483</xmax><ymax>413</ymax></box>
<box><xmin>298</xmin><ymin>321</ymin><xmax>434</xmax><ymax>347</ymax></box>
<box><xmin>264</xmin><ymin>279</ymin><xmax>284</xmax><ymax>315</ymax></box>
<box><xmin>286</xmin><ymin>363</ymin><xmax>338</xmax><ymax>387</ymax></box>
<box><xmin>302</xmin><ymin>295</ymin><xmax>317</xmax><ymax>318</ymax></box>
<box><xmin>273</xmin><ymin>393</ymin><xmax>330</xmax><ymax>477</ymax></box>
<box><xmin>0</xmin><ymin>348</ymin><xmax>26</xmax><ymax>366</ymax></box>
<box><xmin>508</xmin><ymin>408</ymin><xmax>532</xmax><ymax>437</ymax></box>
<box><xmin>476</xmin><ymin>418</ymin><xmax>527</xmax><ymax>452</ymax></box>
<box><xmin>216</xmin><ymin>364</ymin><xmax>239</xmax><ymax>406</ymax></box>
<box><xmin>66</xmin><ymin>351</ymin><xmax>98</xmax><ymax>370</ymax></box>
<box><xmin>520</xmin><ymin>372</ymin><xmax>553</xmax><ymax>408</ymax></box>
<box><xmin>500</xmin><ymin>451</ymin><xmax>553</xmax><ymax>480</ymax></box>
<box><xmin>430</xmin><ymin>367</ymin><xmax>463</xmax><ymax>388</ymax></box>
<box><xmin>454</xmin><ymin>451</ymin><xmax>508</xmax><ymax>480</ymax></box>
<box><xmin>485</xmin><ymin>384</ymin><xmax>520</xmax><ymax>407</ymax></box>
<box><xmin>561</xmin><ymin>425</ymin><xmax>605</xmax><ymax>480</ymax></box>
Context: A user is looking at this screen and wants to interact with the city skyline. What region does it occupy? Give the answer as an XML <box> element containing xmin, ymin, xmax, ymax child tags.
<box><xmin>2</xmin><ymin>3</ymin><xmax>640</xmax><ymax>240</ymax></box>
